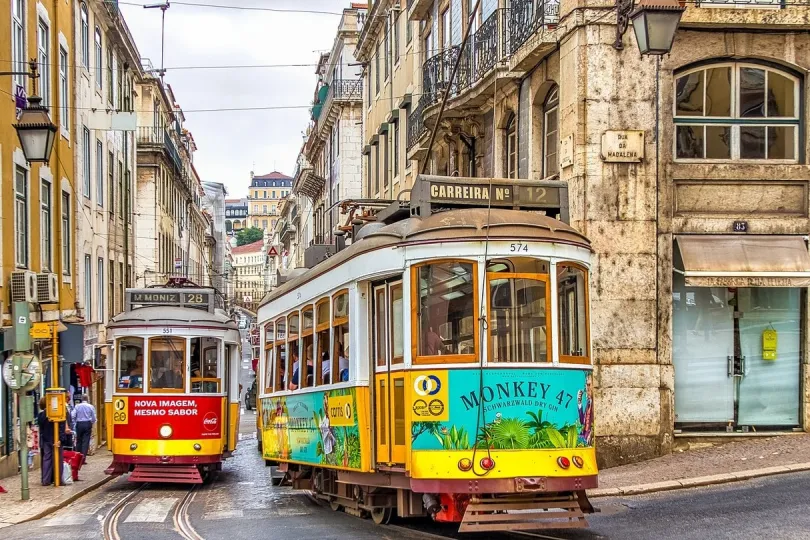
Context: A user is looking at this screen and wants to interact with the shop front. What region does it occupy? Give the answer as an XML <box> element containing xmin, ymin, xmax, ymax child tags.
<box><xmin>672</xmin><ymin>235</ymin><xmax>809</xmax><ymax>431</ymax></box>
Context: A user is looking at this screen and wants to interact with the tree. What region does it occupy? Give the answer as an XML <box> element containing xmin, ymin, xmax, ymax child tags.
<box><xmin>236</xmin><ymin>227</ymin><xmax>263</xmax><ymax>246</ymax></box>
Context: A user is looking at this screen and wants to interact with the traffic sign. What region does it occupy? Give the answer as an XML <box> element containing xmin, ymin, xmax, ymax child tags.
<box><xmin>268</xmin><ymin>246</ymin><xmax>278</xmax><ymax>257</ymax></box>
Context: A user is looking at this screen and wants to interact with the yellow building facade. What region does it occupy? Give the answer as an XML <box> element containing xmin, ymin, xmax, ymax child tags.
<box><xmin>1</xmin><ymin>0</ymin><xmax>77</xmax><ymax>476</ymax></box>
<box><xmin>247</xmin><ymin>171</ymin><xmax>292</xmax><ymax>237</ymax></box>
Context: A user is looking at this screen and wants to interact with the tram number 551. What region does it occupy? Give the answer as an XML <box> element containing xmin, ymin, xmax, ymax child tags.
<box><xmin>510</xmin><ymin>242</ymin><xmax>528</xmax><ymax>253</ymax></box>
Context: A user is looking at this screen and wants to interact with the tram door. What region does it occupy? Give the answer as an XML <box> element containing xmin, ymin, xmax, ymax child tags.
<box><xmin>373</xmin><ymin>280</ymin><xmax>406</xmax><ymax>466</ymax></box>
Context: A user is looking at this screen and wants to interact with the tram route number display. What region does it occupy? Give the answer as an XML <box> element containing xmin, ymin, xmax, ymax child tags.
<box><xmin>112</xmin><ymin>395</ymin><xmax>223</xmax><ymax>438</ymax></box>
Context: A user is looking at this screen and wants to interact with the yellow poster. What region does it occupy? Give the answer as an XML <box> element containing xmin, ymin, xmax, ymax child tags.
<box><xmin>327</xmin><ymin>395</ymin><xmax>354</xmax><ymax>427</ymax></box>
<box><xmin>411</xmin><ymin>371</ymin><xmax>449</xmax><ymax>422</ymax></box>
<box><xmin>113</xmin><ymin>397</ymin><xmax>128</xmax><ymax>425</ymax></box>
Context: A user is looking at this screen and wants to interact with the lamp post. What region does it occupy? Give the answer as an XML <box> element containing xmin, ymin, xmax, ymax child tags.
<box><xmin>1</xmin><ymin>60</ymin><xmax>58</xmax><ymax>162</ymax></box>
<box><xmin>614</xmin><ymin>0</ymin><xmax>685</xmax><ymax>55</ymax></box>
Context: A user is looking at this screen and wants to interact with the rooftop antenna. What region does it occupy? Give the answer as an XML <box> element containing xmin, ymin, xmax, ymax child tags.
<box><xmin>144</xmin><ymin>2</ymin><xmax>171</xmax><ymax>83</ymax></box>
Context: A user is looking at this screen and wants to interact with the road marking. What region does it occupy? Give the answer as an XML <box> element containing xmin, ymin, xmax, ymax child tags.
<box><xmin>124</xmin><ymin>497</ymin><xmax>178</xmax><ymax>523</ymax></box>
<box><xmin>204</xmin><ymin>509</ymin><xmax>244</xmax><ymax>520</ymax></box>
<box><xmin>44</xmin><ymin>513</ymin><xmax>92</xmax><ymax>526</ymax></box>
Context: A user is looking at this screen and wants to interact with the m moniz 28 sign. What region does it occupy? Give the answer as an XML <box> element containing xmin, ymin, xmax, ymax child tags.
<box><xmin>127</xmin><ymin>290</ymin><xmax>212</xmax><ymax>311</ymax></box>
<box><xmin>428</xmin><ymin>181</ymin><xmax>561</xmax><ymax>207</ymax></box>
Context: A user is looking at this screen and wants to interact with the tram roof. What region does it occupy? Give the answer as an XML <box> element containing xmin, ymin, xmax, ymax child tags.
<box><xmin>259</xmin><ymin>208</ymin><xmax>590</xmax><ymax>308</ymax></box>
<box><xmin>108</xmin><ymin>306</ymin><xmax>238</xmax><ymax>330</ymax></box>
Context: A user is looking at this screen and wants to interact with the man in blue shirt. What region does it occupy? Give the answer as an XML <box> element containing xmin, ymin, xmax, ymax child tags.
<box><xmin>72</xmin><ymin>394</ymin><xmax>97</xmax><ymax>464</ymax></box>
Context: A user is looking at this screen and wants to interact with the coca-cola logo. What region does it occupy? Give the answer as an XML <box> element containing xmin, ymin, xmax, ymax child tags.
<box><xmin>203</xmin><ymin>412</ymin><xmax>219</xmax><ymax>431</ymax></box>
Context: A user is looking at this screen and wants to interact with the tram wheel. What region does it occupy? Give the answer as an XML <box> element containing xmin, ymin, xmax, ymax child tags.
<box><xmin>329</xmin><ymin>500</ymin><xmax>343</xmax><ymax>512</ymax></box>
<box><xmin>370</xmin><ymin>507</ymin><xmax>393</xmax><ymax>525</ymax></box>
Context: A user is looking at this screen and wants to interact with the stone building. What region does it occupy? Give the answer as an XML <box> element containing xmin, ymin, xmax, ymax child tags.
<box><xmin>133</xmin><ymin>76</ymin><xmax>208</xmax><ymax>287</ymax></box>
<box><xmin>398</xmin><ymin>0</ymin><xmax>810</xmax><ymax>466</ymax></box>
<box><xmin>247</xmin><ymin>171</ymin><xmax>292</xmax><ymax>236</ymax></box>
<box><xmin>292</xmin><ymin>5</ymin><xmax>366</xmax><ymax>266</ymax></box>
<box><xmin>232</xmin><ymin>239</ymin><xmax>267</xmax><ymax>313</ymax></box>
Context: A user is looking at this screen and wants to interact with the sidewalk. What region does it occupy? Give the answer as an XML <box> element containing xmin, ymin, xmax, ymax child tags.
<box><xmin>590</xmin><ymin>433</ymin><xmax>810</xmax><ymax>497</ymax></box>
<box><xmin>0</xmin><ymin>449</ymin><xmax>114</xmax><ymax>529</ymax></box>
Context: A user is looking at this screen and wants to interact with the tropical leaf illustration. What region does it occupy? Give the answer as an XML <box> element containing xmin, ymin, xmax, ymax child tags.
<box><xmin>490</xmin><ymin>418</ymin><xmax>530</xmax><ymax>449</ymax></box>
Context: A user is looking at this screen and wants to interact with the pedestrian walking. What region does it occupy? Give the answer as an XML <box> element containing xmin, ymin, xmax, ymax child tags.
<box><xmin>72</xmin><ymin>394</ymin><xmax>97</xmax><ymax>464</ymax></box>
<box><xmin>36</xmin><ymin>397</ymin><xmax>70</xmax><ymax>486</ymax></box>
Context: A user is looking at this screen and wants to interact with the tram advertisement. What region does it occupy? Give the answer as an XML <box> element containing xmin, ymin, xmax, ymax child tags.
<box><xmin>112</xmin><ymin>395</ymin><xmax>224</xmax><ymax>439</ymax></box>
<box><xmin>260</xmin><ymin>387</ymin><xmax>363</xmax><ymax>470</ymax></box>
<box><xmin>411</xmin><ymin>369</ymin><xmax>593</xmax><ymax>451</ymax></box>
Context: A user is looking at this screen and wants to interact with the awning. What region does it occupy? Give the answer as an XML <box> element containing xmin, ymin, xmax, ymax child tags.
<box><xmin>675</xmin><ymin>235</ymin><xmax>810</xmax><ymax>288</ymax></box>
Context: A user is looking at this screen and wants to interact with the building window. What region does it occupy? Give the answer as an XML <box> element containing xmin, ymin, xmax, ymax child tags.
<box><xmin>118</xmin><ymin>161</ymin><xmax>124</xmax><ymax>217</ymax></box>
<box><xmin>62</xmin><ymin>191</ymin><xmax>71</xmax><ymax>275</ymax></box>
<box><xmin>271</xmin><ymin>190</ymin><xmax>276</xmax><ymax>198</ymax></box>
<box><xmin>392</xmin><ymin>120</ymin><xmax>399</xmax><ymax>175</ymax></box>
<box><xmin>15</xmin><ymin>166</ymin><xmax>28</xmax><ymax>268</ymax></box>
<box><xmin>505</xmin><ymin>113</ymin><xmax>517</xmax><ymax>179</ymax></box>
<box><xmin>263</xmin><ymin>190</ymin><xmax>267</xmax><ymax>198</ymax></box>
<box><xmin>384</xmin><ymin>23</ymin><xmax>391</xmax><ymax>80</ymax></box>
<box><xmin>674</xmin><ymin>62</ymin><xmax>800</xmax><ymax>161</ymax></box>
<box><xmin>94</xmin><ymin>27</ymin><xmax>102</xmax><ymax>90</ymax></box>
<box><xmin>84</xmin><ymin>255</ymin><xmax>92</xmax><ymax>320</ymax></box>
<box><xmin>96</xmin><ymin>139</ymin><xmax>104</xmax><ymax>206</ymax></box>
<box><xmin>109</xmin><ymin>151</ymin><xmax>115</xmax><ymax>215</ymax></box>
<box><xmin>393</xmin><ymin>13</ymin><xmax>400</xmax><ymax>66</ymax></box>
<box><xmin>375</xmin><ymin>43</ymin><xmax>381</xmax><ymax>95</ymax></box>
<box><xmin>374</xmin><ymin>144</ymin><xmax>380</xmax><ymax>195</ymax></box>
<box><xmin>120</xmin><ymin>262</ymin><xmax>125</xmax><ymax>302</ymax></box>
<box><xmin>38</xmin><ymin>19</ymin><xmax>50</xmax><ymax>108</ymax></box>
<box><xmin>98</xmin><ymin>257</ymin><xmax>104</xmax><ymax>322</ymax></box>
<box><xmin>263</xmin><ymin>204</ymin><xmax>268</xmax><ymax>213</ymax></box>
<box><xmin>83</xmin><ymin>127</ymin><xmax>91</xmax><ymax>197</ymax></box>
<box><xmin>41</xmin><ymin>180</ymin><xmax>52</xmax><ymax>271</ymax></box>
<box><xmin>59</xmin><ymin>47</ymin><xmax>69</xmax><ymax>132</ymax></box>
<box><xmin>109</xmin><ymin>260</ymin><xmax>115</xmax><ymax>316</ymax></box>
<box><xmin>253</xmin><ymin>204</ymin><xmax>258</xmax><ymax>213</ymax></box>
<box><xmin>543</xmin><ymin>86</ymin><xmax>559</xmax><ymax>177</ymax></box>
<box><xmin>80</xmin><ymin>3</ymin><xmax>89</xmax><ymax>67</ymax></box>
<box><xmin>12</xmin><ymin>0</ymin><xmax>26</xmax><ymax>88</ymax></box>
<box><xmin>441</xmin><ymin>8</ymin><xmax>450</xmax><ymax>49</ymax></box>
<box><xmin>107</xmin><ymin>47</ymin><xmax>114</xmax><ymax>104</ymax></box>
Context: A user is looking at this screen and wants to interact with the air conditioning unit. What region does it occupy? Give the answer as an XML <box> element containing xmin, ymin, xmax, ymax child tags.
<box><xmin>10</xmin><ymin>270</ymin><xmax>38</xmax><ymax>303</ymax></box>
<box><xmin>36</xmin><ymin>273</ymin><xmax>60</xmax><ymax>303</ymax></box>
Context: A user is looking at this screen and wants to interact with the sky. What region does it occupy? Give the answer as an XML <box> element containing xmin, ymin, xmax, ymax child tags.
<box><xmin>119</xmin><ymin>0</ymin><xmax>351</xmax><ymax>198</ymax></box>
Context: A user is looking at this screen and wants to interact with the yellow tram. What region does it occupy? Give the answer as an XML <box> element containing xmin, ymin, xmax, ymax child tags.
<box><xmin>104</xmin><ymin>281</ymin><xmax>242</xmax><ymax>483</ymax></box>
<box><xmin>257</xmin><ymin>176</ymin><xmax>596</xmax><ymax>531</ymax></box>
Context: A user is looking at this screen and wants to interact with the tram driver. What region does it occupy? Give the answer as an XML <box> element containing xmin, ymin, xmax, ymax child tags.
<box><xmin>154</xmin><ymin>356</ymin><xmax>184</xmax><ymax>389</ymax></box>
<box><xmin>128</xmin><ymin>354</ymin><xmax>145</xmax><ymax>389</ymax></box>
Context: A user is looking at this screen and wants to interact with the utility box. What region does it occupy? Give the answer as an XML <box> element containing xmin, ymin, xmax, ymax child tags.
<box><xmin>45</xmin><ymin>388</ymin><xmax>67</xmax><ymax>422</ymax></box>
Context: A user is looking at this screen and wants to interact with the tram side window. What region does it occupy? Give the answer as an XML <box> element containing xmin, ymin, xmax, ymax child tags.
<box><xmin>299</xmin><ymin>306</ymin><xmax>314</xmax><ymax>389</ymax></box>
<box><xmin>316</xmin><ymin>299</ymin><xmax>331</xmax><ymax>385</ymax></box>
<box><xmin>333</xmin><ymin>291</ymin><xmax>350</xmax><ymax>382</ymax></box>
<box><xmin>558</xmin><ymin>264</ymin><xmax>590</xmax><ymax>364</ymax></box>
<box><xmin>287</xmin><ymin>312</ymin><xmax>300</xmax><ymax>390</ymax></box>
<box><xmin>274</xmin><ymin>319</ymin><xmax>286</xmax><ymax>391</ymax></box>
<box><xmin>264</xmin><ymin>322</ymin><xmax>274</xmax><ymax>392</ymax></box>
<box><xmin>190</xmin><ymin>336</ymin><xmax>221</xmax><ymax>393</ymax></box>
<box><xmin>391</xmin><ymin>284</ymin><xmax>404</xmax><ymax>364</ymax></box>
<box><xmin>117</xmin><ymin>337</ymin><xmax>145</xmax><ymax>391</ymax></box>
<box><xmin>149</xmin><ymin>337</ymin><xmax>186</xmax><ymax>392</ymax></box>
<box><xmin>416</xmin><ymin>261</ymin><xmax>476</xmax><ymax>361</ymax></box>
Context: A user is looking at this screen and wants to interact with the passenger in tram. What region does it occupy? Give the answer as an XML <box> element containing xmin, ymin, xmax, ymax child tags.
<box><xmin>156</xmin><ymin>357</ymin><xmax>184</xmax><ymax>389</ymax></box>
<box><xmin>321</xmin><ymin>351</ymin><xmax>331</xmax><ymax>384</ymax></box>
<box><xmin>424</xmin><ymin>326</ymin><xmax>444</xmax><ymax>355</ymax></box>
<box><xmin>287</xmin><ymin>346</ymin><xmax>301</xmax><ymax>390</ymax></box>
<box><xmin>128</xmin><ymin>354</ymin><xmax>144</xmax><ymax>389</ymax></box>
<box><xmin>335</xmin><ymin>342</ymin><xmax>349</xmax><ymax>382</ymax></box>
<box><xmin>290</xmin><ymin>345</ymin><xmax>313</xmax><ymax>390</ymax></box>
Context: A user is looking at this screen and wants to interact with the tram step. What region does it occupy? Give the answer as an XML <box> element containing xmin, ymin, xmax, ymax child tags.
<box><xmin>459</xmin><ymin>493</ymin><xmax>588</xmax><ymax>533</ymax></box>
<box><xmin>129</xmin><ymin>465</ymin><xmax>204</xmax><ymax>484</ymax></box>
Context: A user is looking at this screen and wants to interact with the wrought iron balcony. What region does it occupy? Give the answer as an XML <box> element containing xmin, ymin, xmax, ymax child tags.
<box><xmin>422</xmin><ymin>46</ymin><xmax>461</xmax><ymax>104</ymax></box>
<box><xmin>508</xmin><ymin>0</ymin><xmax>559</xmax><ymax>55</ymax></box>
<box><xmin>332</xmin><ymin>79</ymin><xmax>363</xmax><ymax>101</ymax></box>
<box><xmin>136</xmin><ymin>127</ymin><xmax>182</xmax><ymax>173</ymax></box>
<box><xmin>407</xmin><ymin>93</ymin><xmax>430</xmax><ymax>149</ymax></box>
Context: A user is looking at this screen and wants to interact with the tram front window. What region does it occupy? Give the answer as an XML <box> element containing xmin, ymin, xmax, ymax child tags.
<box><xmin>117</xmin><ymin>337</ymin><xmax>145</xmax><ymax>391</ymax></box>
<box><xmin>149</xmin><ymin>337</ymin><xmax>186</xmax><ymax>392</ymax></box>
<box><xmin>416</xmin><ymin>261</ymin><xmax>475</xmax><ymax>359</ymax></box>
<box><xmin>190</xmin><ymin>336</ymin><xmax>222</xmax><ymax>393</ymax></box>
<box><xmin>488</xmin><ymin>276</ymin><xmax>549</xmax><ymax>363</ymax></box>
<box><xmin>558</xmin><ymin>264</ymin><xmax>590</xmax><ymax>364</ymax></box>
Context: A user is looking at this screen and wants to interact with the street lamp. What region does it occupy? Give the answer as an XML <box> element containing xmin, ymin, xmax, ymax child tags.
<box><xmin>15</xmin><ymin>94</ymin><xmax>57</xmax><ymax>162</ymax></box>
<box><xmin>1</xmin><ymin>60</ymin><xmax>58</xmax><ymax>162</ymax></box>
<box><xmin>614</xmin><ymin>0</ymin><xmax>685</xmax><ymax>55</ymax></box>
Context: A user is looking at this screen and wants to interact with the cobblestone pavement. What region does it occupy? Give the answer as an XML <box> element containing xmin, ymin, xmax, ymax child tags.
<box><xmin>0</xmin><ymin>448</ymin><xmax>113</xmax><ymax>528</ymax></box>
<box><xmin>598</xmin><ymin>434</ymin><xmax>810</xmax><ymax>489</ymax></box>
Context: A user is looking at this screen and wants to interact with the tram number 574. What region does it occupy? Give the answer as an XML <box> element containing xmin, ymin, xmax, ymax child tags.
<box><xmin>510</xmin><ymin>242</ymin><xmax>528</xmax><ymax>253</ymax></box>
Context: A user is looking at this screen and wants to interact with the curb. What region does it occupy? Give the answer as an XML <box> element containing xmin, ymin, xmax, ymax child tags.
<box><xmin>14</xmin><ymin>474</ymin><xmax>117</xmax><ymax>526</ymax></box>
<box><xmin>588</xmin><ymin>461</ymin><xmax>810</xmax><ymax>498</ymax></box>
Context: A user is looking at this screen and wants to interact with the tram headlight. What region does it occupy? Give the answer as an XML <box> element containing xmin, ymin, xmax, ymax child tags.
<box><xmin>159</xmin><ymin>424</ymin><xmax>173</xmax><ymax>439</ymax></box>
<box><xmin>130</xmin><ymin>443</ymin><xmax>138</xmax><ymax>451</ymax></box>
<box><xmin>194</xmin><ymin>443</ymin><xmax>202</xmax><ymax>451</ymax></box>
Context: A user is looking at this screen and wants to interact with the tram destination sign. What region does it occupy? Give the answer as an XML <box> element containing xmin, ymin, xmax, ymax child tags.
<box><xmin>126</xmin><ymin>289</ymin><xmax>214</xmax><ymax>312</ymax></box>
<box><xmin>407</xmin><ymin>175</ymin><xmax>569</xmax><ymax>223</ymax></box>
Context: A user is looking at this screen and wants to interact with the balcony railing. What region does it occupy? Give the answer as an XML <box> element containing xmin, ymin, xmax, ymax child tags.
<box><xmin>508</xmin><ymin>0</ymin><xmax>559</xmax><ymax>55</ymax></box>
<box><xmin>407</xmin><ymin>93</ymin><xmax>430</xmax><ymax>149</ymax></box>
<box><xmin>332</xmin><ymin>79</ymin><xmax>363</xmax><ymax>101</ymax></box>
<box><xmin>136</xmin><ymin>127</ymin><xmax>182</xmax><ymax>172</ymax></box>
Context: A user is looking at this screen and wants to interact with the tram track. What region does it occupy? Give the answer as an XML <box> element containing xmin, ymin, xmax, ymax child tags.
<box><xmin>102</xmin><ymin>482</ymin><xmax>205</xmax><ymax>540</ymax></box>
